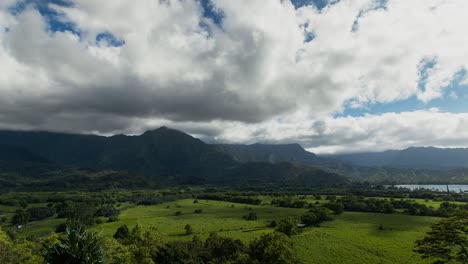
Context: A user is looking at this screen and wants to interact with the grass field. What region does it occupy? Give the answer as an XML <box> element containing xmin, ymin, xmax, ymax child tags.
<box><xmin>2</xmin><ymin>197</ymin><xmax>443</xmax><ymax>263</ymax></box>
<box><xmin>93</xmin><ymin>199</ymin><xmax>308</xmax><ymax>242</ymax></box>
<box><xmin>294</xmin><ymin>212</ymin><xmax>439</xmax><ymax>264</ymax></box>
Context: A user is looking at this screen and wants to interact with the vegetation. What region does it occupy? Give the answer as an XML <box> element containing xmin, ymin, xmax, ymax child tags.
<box><xmin>43</xmin><ymin>224</ymin><xmax>104</xmax><ymax>264</ymax></box>
<box><xmin>184</xmin><ymin>224</ymin><xmax>193</xmax><ymax>235</ymax></box>
<box><xmin>0</xmin><ymin>227</ymin><xmax>42</xmax><ymax>263</ymax></box>
<box><xmin>276</xmin><ymin>217</ymin><xmax>299</xmax><ymax>237</ymax></box>
<box><xmin>414</xmin><ymin>210</ymin><xmax>468</xmax><ymax>263</ymax></box>
<box><xmin>0</xmin><ymin>188</ymin><xmax>466</xmax><ymax>263</ymax></box>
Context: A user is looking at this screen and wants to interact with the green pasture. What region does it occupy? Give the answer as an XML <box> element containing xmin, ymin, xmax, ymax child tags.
<box><xmin>93</xmin><ymin>199</ymin><xmax>308</xmax><ymax>242</ymax></box>
<box><xmin>294</xmin><ymin>212</ymin><xmax>440</xmax><ymax>264</ymax></box>
<box><xmin>1</xmin><ymin>197</ymin><xmax>445</xmax><ymax>264</ymax></box>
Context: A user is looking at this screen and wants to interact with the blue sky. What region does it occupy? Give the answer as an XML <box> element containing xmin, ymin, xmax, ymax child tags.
<box><xmin>341</xmin><ymin>74</ymin><xmax>468</xmax><ymax>117</ymax></box>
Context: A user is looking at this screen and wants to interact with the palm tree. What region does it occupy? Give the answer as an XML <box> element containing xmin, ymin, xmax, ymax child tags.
<box><xmin>43</xmin><ymin>224</ymin><xmax>104</xmax><ymax>264</ymax></box>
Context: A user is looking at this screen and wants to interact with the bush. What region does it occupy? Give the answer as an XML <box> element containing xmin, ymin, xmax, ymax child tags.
<box><xmin>12</xmin><ymin>210</ymin><xmax>30</xmax><ymax>225</ymax></box>
<box><xmin>248</xmin><ymin>232</ymin><xmax>297</xmax><ymax>264</ymax></box>
<box><xmin>275</xmin><ymin>217</ymin><xmax>298</xmax><ymax>237</ymax></box>
<box><xmin>108</xmin><ymin>216</ymin><xmax>119</xmax><ymax>222</ymax></box>
<box><xmin>269</xmin><ymin>220</ymin><xmax>277</xmax><ymax>228</ymax></box>
<box><xmin>322</xmin><ymin>202</ymin><xmax>344</xmax><ymax>215</ymax></box>
<box><xmin>243</xmin><ymin>212</ymin><xmax>257</xmax><ymax>221</ymax></box>
<box><xmin>194</xmin><ymin>209</ymin><xmax>203</xmax><ymax>214</ymax></box>
<box><xmin>185</xmin><ymin>224</ymin><xmax>193</xmax><ymax>235</ymax></box>
<box><xmin>27</xmin><ymin>207</ymin><xmax>55</xmax><ymax>221</ymax></box>
<box><xmin>95</xmin><ymin>205</ymin><xmax>119</xmax><ymax>218</ymax></box>
<box><xmin>113</xmin><ymin>225</ymin><xmax>130</xmax><ymax>241</ymax></box>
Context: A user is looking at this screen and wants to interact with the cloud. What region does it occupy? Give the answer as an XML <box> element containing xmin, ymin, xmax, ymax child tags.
<box><xmin>0</xmin><ymin>0</ymin><xmax>468</xmax><ymax>152</ymax></box>
<box><xmin>194</xmin><ymin>109</ymin><xmax>468</xmax><ymax>154</ymax></box>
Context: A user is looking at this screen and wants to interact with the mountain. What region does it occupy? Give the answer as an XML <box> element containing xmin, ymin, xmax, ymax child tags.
<box><xmin>215</xmin><ymin>144</ymin><xmax>468</xmax><ymax>184</ymax></box>
<box><xmin>0</xmin><ymin>144</ymin><xmax>49</xmax><ymax>164</ymax></box>
<box><xmin>329</xmin><ymin>147</ymin><xmax>468</xmax><ymax>169</ymax></box>
<box><xmin>0</xmin><ymin>127</ymin><xmax>347</xmax><ymax>190</ymax></box>
<box><xmin>215</xmin><ymin>143</ymin><xmax>321</xmax><ymax>165</ymax></box>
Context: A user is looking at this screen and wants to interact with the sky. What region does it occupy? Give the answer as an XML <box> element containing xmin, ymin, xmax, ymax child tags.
<box><xmin>1</xmin><ymin>0</ymin><xmax>468</xmax><ymax>154</ymax></box>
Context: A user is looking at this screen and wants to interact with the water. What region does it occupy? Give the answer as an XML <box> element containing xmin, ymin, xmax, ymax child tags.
<box><xmin>392</xmin><ymin>184</ymin><xmax>468</xmax><ymax>193</ymax></box>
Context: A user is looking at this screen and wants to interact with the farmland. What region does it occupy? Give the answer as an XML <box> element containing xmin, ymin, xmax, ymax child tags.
<box><xmin>1</xmin><ymin>194</ymin><xmax>446</xmax><ymax>264</ymax></box>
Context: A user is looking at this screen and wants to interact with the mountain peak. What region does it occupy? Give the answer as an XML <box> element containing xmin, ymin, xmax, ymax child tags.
<box><xmin>141</xmin><ymin>126</ymin><xmax>186</xmax><ymax>137</ymax></box>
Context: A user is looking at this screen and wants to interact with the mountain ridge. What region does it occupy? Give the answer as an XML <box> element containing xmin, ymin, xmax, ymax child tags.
<box><xmin>328</xmin><ymin>146</ymin><xmax>468</xmax><ymax>169</ymax></box>
<box><xmin>0</xmin><ymin>127</ymin><xmax>347</xmax><ymax>190</ymax></box>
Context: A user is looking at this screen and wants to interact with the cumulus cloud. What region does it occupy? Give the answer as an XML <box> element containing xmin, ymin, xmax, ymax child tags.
<box><xmin>0</xmin><ymin>0</ymin><xmax>468</xmax><ymax>152</ymax></box>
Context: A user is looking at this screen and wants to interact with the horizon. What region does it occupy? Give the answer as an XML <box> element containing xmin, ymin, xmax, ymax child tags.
<box><xmin>1</xmin><ymin>0</ymin><xmax>468</xmax><ymax>153</ymax></box>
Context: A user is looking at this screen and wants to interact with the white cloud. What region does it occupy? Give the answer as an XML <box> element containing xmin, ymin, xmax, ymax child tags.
<box><xmin>0</xmin><ymin>0</ymin><xmax>468</xmax><ymax>152</ymax></box>
<box><xmin>197</xmin><ymin>109</ymin><xmax>468</xmax><ymax>154</ymax></box>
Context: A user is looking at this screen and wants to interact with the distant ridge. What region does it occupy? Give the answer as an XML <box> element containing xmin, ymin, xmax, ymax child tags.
<box><xmin>328</xmin><ymin>147</ymin><xmax>468</xmax><ymax>169</ymax></box>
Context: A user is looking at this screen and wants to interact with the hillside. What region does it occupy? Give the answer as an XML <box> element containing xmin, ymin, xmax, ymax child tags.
<box><xmin>216</xmin><ymin>143</ymin><xmax>468</xmax><ymax>184</ymax></box>
<box><xmin>215</xmin><ymin>143</ymin><xmax>320</xmax><ymax>164</ymax></box>
<box><xmin>0</xmin><ymin>128</ymin><xmax>347</xmax><ymax>190</ymax></box>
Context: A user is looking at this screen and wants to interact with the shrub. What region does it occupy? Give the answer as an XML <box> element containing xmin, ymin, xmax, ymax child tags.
<box><xmin>248</xmin><ymin>232</ymin><xmax>297</xmax><ymax>264</ymax></box>
<box><xmin>108</xmin><ymin>216</ymin><xmax>119</xmax><ymax>222</ymax></box>
<box><xmin>113</xmin><ymin>225</ymin><xmax>130</xmax><ymax>241</ymax></box>
<box><xmin>275</xmin><ymin>218</ymin><xmax>298</xmax><ymax>237</ymax></box>
<box><xmin>27</xmin><ymin>207</ymin><xmax>55</xmax><ymax>221</ymax></box>
<box><xmin>12</xmin><ymin>210</ymin><xmax>30</xmax><ymax>225</ymax></box>
<box><xmin>243</xmin><ymin>212</ymin><xmax>257</xmax><ymax>221</ymax></box>
<box><xmin>322</xmin><ymin>202</ymin><xmax>344</xmax><ymax>215</ymax></box>
<box><xmin>185</xmin><ymin>224</ymin><xmax>193</xmax><ymax>235</ymax></box>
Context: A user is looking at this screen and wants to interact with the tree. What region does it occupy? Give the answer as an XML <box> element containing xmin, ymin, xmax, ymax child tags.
<box><xmin>55</xmin><ymin>201</ymin><xmax>98</xmax><ymax>226</ymax></box>
<box><xmin>322</xmin><ymin>202</ymin><xmax>344</xmax><ymax>215</ymax></box>
<box><xmin>153</xmin><ymin>241</ymin><xmax>199</xmax><ymax>264</ymax></box>
<box><xmin>184</xmin><ymin>224</ymin><xmax>193</xmax><ymax>235</ymax></box>
<box><xmin>269</xmin><ymin>220</ymin><xmax>277</xmax><ymax>228</ymax></box>
<box><xmin>126</xmin><ymin>225</ymin><xmax>165</xmax><ymax>264</ymax></box>
<box><xmin>102</xmin><ymin>238</ymin><xmax>131</xmax><ymax>264</ymax></box>
<box><xmin>27</xmin><ymin>207</ymin><xmax>55</xmax><ymax>221</ymax></box>
<box><xmin>244</xmin><ymin>211</ymin><xmax>257</xmax><ymax>220</ymax></box>
<box><xmin>275</xmin><ymin>217</ymin><xmax>298</xmax><ymax>237</ymax></box>
<box><xmin>12</xmin><ymin>209</ymin><xmax>30</xmax><ymax>225</ymax></box>
<box><xmin>114</xmin><ymin>225</ymin><xmax>130</xmax><ymax>241</ymax></box>
<box><xmin>300</xmin><ymin>212</ymin><xmax>319</xmax><ymax>226</ymax></box>
<box><xmin>308</xmin><ymin>207</ymin><xmax>332</xmax><ymax>222</ymax></box>
<box><xmin>248</xmin><ymin>232</ymin><xmax>298</xmax><ymax>264</ymax></box>
<box><xmin>414</xmin><ymin>211</ymin><xmax>467</xmax><ymax>264</ymax></box>
<box><xmin>0</xmin><ymin>227</ymin><xmax>43</xmax><ymax>264</ymax></box>
<box><xmin>203</xmin><ymin>232</ymin><xmax>246</xmax><ymax>262</ymax></box>
<box><xmin>95</xmin><ymin>205</ymin><xmax>119</xmax><ymax>218</ymax></box>
<box><xmin>43</xmin><ymin>224</ymin><xmax>104</xmax><ymax>264</ymax></box>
